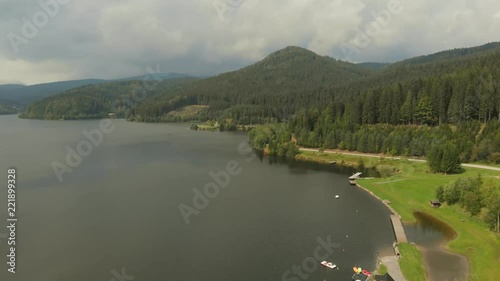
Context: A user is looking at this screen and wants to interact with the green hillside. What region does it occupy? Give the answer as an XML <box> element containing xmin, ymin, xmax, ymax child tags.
<box><xmin>20</xmin><ymin>77</ymin><xmax>197</xmax><ymax>120</ymax></box>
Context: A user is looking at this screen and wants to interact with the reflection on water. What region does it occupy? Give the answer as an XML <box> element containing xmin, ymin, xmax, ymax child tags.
<box><xmin>405</xmin><ymin>212</ymin><xmax>456</xmax><ymax>247</ymax></box>
<box><xmin>404</xmin><ymin>212</ymin><xmax>467</xmax><ymax>281</ymax></box>
<box><xmin>0</xmin><ymin>116</ymin><xmax>394</xmax><ymax>281</ymax></box>
<box><xmin>264</xmin><ymin>154</ymin><xmax>381</xmax><ymax>178</ymax></box>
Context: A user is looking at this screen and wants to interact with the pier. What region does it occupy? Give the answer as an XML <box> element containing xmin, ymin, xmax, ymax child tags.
<box><xmin>390</xmin><ymin>215</ymin><xmax>408</xmax><ymax>243</ymax></box>
<box><xmin>349</xmin><ymin>172</ymin><xmax>362</xmax><ymax>180</ymax></box>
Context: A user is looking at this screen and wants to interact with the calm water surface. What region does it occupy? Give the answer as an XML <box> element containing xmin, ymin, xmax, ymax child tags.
<box><xmin>404</xmin><ymin>212</ymin><xmax>468</xmax><ymax>281</ymax></box>
<box><xmin>0</xmin><ymin>115</ymin><xmax>394</xmax><ymax>281</ymax></box>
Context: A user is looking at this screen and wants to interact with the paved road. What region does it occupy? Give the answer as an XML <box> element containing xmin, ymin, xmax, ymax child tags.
<box><xmin>381</xmin><ymin>256</ymin><xmax>407</xmax><ymax>281</ymax></box>
<box><xmin>299</xmin><ymin>148</ymin><xmax>500</xmax><ymax>172</ymax></box>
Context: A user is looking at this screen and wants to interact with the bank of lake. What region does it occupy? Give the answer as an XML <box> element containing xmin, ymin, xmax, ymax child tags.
<box><xmin>296</xmin><ymin>150</ymin><xmax>500</xmax><ymax>281</ymax></box>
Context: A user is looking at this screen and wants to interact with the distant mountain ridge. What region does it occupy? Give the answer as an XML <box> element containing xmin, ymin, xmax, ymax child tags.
<box><xmin>19</xmin><ymin>41</ymin><xmax>500</xmax><ymax>123</ymax></box>
<box><xmin>0</xmin><ymin>73</ymin><xmax>195</xmax><ymax>107</ymax></box>
<box><xmin>391</xmin><ymin>41</ymin><xmax>500</xmax><ymax>67</ymax></box>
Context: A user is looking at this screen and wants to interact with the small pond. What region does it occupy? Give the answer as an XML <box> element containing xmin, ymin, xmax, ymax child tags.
<box><xmin>404</xmin><ymin>212</ymin><xmax>468</xmax><ymax>281</ymax></box>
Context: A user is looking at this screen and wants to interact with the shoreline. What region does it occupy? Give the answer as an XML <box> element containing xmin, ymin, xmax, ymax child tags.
<box><xmin>354</xmin><ymin>181</ymin><xmax>408</xmax><ymax>281</ymax></box>
<box><xmin>293</xmin><ymin>150</ymin><xmax>474</xmax><ymax>281</ymax></box>
<box><xmin>356</xmin><ymin>179</ymin><xmax>470</xmax><ymax>281</ymax></box>
<box><xmin>298</xmin><ymin>147</ymin><xmax>500</xmax><ymax>172</ymax></box>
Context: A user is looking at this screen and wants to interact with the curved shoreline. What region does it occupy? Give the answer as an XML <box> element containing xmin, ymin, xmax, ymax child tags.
<box><xmin>355</xmin><ymin>180</ymin><xmax>470</xmax><ymax>281</ymax></box>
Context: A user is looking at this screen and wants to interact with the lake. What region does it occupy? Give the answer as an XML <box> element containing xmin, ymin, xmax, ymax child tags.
<box><xmin>0</xmin><ymin>115</ymin><xmax>395</xmax><ymax>281</ymax></box>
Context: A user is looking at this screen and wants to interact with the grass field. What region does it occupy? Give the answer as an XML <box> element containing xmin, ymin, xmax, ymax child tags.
<box><xmin>297</xmin><ymin>150</ymin><xmax>500</xmax><ymax>280</ymax></box>
<box><xmin>398</xmin><ymin>243</ymin><xmax>426</xmax><ymax>281</ymax></box>
<box><xmin>377</xmin><ymin>263</ymin><xmax>388</xmax><ymax>275</ymax></box>
<box><xmin>358</xmin><ymin>163</ymin><xmax>500</xmax><ymax>281</ymax></box>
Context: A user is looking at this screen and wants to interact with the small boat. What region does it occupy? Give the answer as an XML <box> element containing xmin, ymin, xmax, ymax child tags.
<box><xmin>329</xmin><ymin>161</ymin><xmax>336</xmax><ymax>164</ymax></box>
<box><xmin>362</xmin><ymin>269</ymin><xmax>371</xmax><ymax>276</ymax></box>
<box><xmin>349</xmin><ymin>179</ymin><xmax>356</xmax><ymax>185</ymax></box>
<box><xmin>321</xmin><ymin>261</ymin><xmax>337</xmax><ymax>269</ymax></box>
<box><xmin>349</xmin><ymin>172</ymin><xmax>362</xmax><ymax>180</ymax></box>
<box><xmin>335</xmin><ymin>195</ymin><xmax>340</xmax><ymax>199</ymax></box>
<box><xmin>352</xmin><ymin>266</ymin><xmax>358</xmax><ymax>273</ymax></box>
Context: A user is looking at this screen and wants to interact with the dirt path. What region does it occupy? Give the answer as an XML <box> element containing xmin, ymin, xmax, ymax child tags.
<box><xmin>419</xmin><ymin>245</ymin><xmax>469</xmax><ymax>281</ymax></box>
<box><xmin>299</xmin><ymin>148</ymin><xmax>500</xmax><ymax>172</ymax></box>
<box><xmin>380</xmin><ymin>256</ymin><xmax>406</xmax><ymax>281</ymax></box>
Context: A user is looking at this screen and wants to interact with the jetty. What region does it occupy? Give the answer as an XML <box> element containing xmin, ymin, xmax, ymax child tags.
<box><xmin>390</xmin><ymin>215</ymin><xmax>408</xmax><ymax>243</ymax></box>
<box><xmin>349</xmin><ymin>172</ymin><xmax>362</xmax><ymax>180</ymax></box>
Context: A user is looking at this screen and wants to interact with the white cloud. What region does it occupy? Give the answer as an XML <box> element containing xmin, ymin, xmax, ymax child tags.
<box><xmin>0</xmin><ymin>55</ymin><xmax>74</xmax><ymax>85</ymax></box>
<box><xmin>0</xmin><ymin>0</ymin><xmax>499</xmax><ymax>84</ymax></box>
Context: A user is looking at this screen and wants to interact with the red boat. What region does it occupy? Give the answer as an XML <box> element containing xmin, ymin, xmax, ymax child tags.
<box><xmin>362</xmin><ymin>269</ymin><xmax>371</xmax><ymax>276</ymax></box>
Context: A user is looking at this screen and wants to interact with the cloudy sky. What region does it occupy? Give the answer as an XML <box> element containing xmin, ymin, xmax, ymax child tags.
<box><xmin>1</xmin><ymin>0</ymin><xmax>500</xmax><ymax>85</ymax></box>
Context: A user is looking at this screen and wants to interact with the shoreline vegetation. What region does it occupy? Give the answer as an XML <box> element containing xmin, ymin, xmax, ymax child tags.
<box><xmin>293</xmin><ymin>149</ymin><xmax>500</xmax><ymax>281</ymax></box>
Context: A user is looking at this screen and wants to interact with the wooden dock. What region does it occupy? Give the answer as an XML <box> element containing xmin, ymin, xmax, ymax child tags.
<box><xmin>349</xmin><ymin>172</ymin><xmax>362</xmax><ymax>180</ymax></box>
<box><xmin>390</xmin><ymin>215</ymin><xmax>408</xmax><ymax>243</ymax></box>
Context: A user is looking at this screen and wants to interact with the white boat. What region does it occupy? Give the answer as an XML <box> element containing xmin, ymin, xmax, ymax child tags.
<box><xmin>320</xmin><ymin>261</ymin><xmax>337</xmax><ymax>269</ymax></box>
<box><xmin>349</xmin><ymin>172</ymin><xmax>362</xmax><ymax>180</ymax></box>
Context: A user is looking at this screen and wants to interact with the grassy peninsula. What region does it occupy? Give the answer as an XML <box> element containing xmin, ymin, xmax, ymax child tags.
<box><xmin>297</xmin><ymin>150</ymin><xmax>500</xmax><ymax>281</ymax></box>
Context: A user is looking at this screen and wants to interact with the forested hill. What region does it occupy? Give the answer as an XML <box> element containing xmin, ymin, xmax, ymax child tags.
<box><xmin>131</xmin><ymin>42</ymin><xmax>500</xmax><ymax>124</ymax></box>
<box><xmin>20</xmin><ymin>77</ymin><xmax>197</xmax><ymax>120</ymax></box>
<box><xmin>391</xmin><ymin>42</ymin><xmax>500</xmax><ymax>67</ymax></box>
<box><xmin>1</xmin><ymin>73</ymin><xmax>195</xmax><ymax>114</ymax></box>
<box><xmin>131</xmin><ymin>46</ymin><xmax>376</xmax><ymax>122</ymax></box>
<box><xmin>20</xmin><ymin>42</ymin><xmax>500</xmax><ymax>126</ymax></box>
<box><xmin>0</xmin><ymin>79</ymin><xmax>106</xmax><ymax>106</ymax></box>
<box><xmin>0</xmin><ymin>98</ymin><xmax>19</xmax><ymax>115</ymax></box>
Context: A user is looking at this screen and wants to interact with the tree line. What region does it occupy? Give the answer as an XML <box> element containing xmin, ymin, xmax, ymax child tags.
<box><xmin>436</xmin><ymin>176</ymin><xmax>500</xmax><ymax>232</ymax></box>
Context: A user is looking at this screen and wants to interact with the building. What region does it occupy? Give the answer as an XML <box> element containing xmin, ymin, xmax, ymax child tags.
<box><xmin>430</xmin><ymin>200</ymin><xmax>442</xmax><ymax>208</ymax></box>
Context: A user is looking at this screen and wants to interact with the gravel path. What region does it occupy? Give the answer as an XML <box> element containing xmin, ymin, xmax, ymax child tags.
<box><xmin>380</xmin><ymin>256</ymin><xmax>407</xmax><ymax>281</ymax></box>
<box><xmin>299</xmin><ymin>148</ymin><xmax>500</xmax><ymax>172</ymax></box>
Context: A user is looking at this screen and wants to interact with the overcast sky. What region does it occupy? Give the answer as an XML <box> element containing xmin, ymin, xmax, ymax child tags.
<box><xmin>1</xmin><ymin>0</ymin><xmax>499</xmax><ymax>85</ymax></box>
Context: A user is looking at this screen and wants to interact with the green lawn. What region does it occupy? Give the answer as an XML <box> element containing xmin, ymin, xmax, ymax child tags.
<box><xmin>358</xmin><ymin>162</ymin><xmax>500</xmax><ymax>281</ymax></box>
<box><xmin>297</xmin><ymin>150</ymin><xmax>393</xmax><ymax>168</ymax></box>
<box><xmin>377</xmin><ymin>263</ymin><xmax>388</xmax><ymax>275</ymax></box>
<box><xmin>399</xmin><ymin>243</ymin><xmax>426</xmax><ymax>281</ymax></box>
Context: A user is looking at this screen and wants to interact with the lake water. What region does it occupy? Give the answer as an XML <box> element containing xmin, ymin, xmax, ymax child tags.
<box><xmin>0</xmin><ymin>115</ymin><xmax>395</xmax><ymax>281</ymax></box>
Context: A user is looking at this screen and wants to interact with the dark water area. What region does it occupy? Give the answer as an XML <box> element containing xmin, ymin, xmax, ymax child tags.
<box><xmin>265</xmin><ymin>154</ymin><xmax>381</xmax><ymax>179</ymax></box>
<box><xmin>404</xmin><ymin>212</ymin><xmax>468</xmax><ymax>281</ymax></box>
<box><xmin>0</xmin><ymin>115</ymin><xmax>394</xmax><ymax>281</ymax></box>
